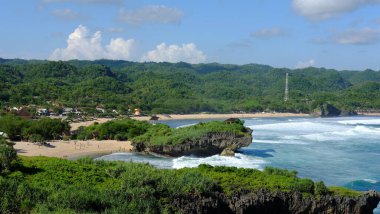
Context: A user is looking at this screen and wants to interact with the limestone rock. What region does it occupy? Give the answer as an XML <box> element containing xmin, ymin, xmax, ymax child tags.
<box><xmin>132</xmin><ymin>128</ymin><xmax>253</xmax><ymax>157</ymax></box>
<box><xmin>220</xmin><ymin>148</ymin><xmax>235</xmax><ymax>156</ymax></box>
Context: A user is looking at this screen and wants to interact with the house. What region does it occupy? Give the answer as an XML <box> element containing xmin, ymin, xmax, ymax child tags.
<box><xmin>17</xmin><ymin>108</ymin><xmax>32</xmax><ymax>119</ymax></box>
<box><xmin>96</xmin><ymin>107</ymin><xmax>106</xmax><ymax>113</ymax></box>
<box><xmin>134</xmin><ymin>108</ymin><xmax>142</xmax><ymax>116</ymax></box>
<box><xmin>61</xmin><ymin>108</ymin><xmax>74</xmax><ymax>116</ymax></box>
<box><xmin>0</xmin><ymin>132</ymin><xmax>8</xmax><ymax>139</ymax></box>
<box><xmin>37</xmin><ymin>108</ymin><xmax>49</xmax><ymax>116</ymax></box>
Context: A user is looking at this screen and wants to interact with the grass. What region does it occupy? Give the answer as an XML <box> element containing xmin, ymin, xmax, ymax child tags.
<box><xmin>329</xmin><ymin>186</ymin><xmax>362</xmax><ymax>197</ymax></box>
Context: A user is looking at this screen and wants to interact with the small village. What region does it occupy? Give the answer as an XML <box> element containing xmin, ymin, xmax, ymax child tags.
<box><xmin>2</xmin><ymin>105</ymin><xmax>144</xmax><ymax>122</ymax></box>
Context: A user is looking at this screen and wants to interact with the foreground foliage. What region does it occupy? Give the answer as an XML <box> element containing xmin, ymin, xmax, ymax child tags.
<box><xmin>0</xmin><ymin>156</ymin><xmax>362</xmax><ymax>213</ymax></box>
<box><xmin>0</xmin><ymin>138</ymin><xmax>16</xmax><ymax>173</ymax></box>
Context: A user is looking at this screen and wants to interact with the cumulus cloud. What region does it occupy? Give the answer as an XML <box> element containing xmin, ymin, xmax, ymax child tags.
<box><xmin>50</xmin><ymin>25</ymin><xmax>136</xmax><ymax>60</ymax></box>
<box><xmin>119</xmin><ymin>5</ymin><xmax>183</xmax><ymax>25</ymax></box>
<box><xmin>293</xmin><ymin>0</ymin><xmax>380</xmax><ymax>20</ymax></box>
<box><xmin>251</xmin><ymin>27</ymin><xmax>288</xmax><ymax>38</ymax></box>
<box><xmin>142</xmin><ymin>43</ymin><xmax>206</xmax><ymax>64</ymax></box>
<box><xmin>296</xmin><ymin>59</ymin><xmax>315</xmax><ymax>69</ymax></box>
<box><xmin>51</xmin><ymin>9</ymin><xmax>87</xmax><ymax>21</ymax></box>
<box><xmin>42</xmin><ymin>0</ymin><xmax>122</xmax><ymax>5</ymax></box>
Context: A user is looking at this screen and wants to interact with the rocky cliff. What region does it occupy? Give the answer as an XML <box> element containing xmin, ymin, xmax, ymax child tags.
<box><xmin>312</xmin><ymin>103</ymin><xmax>357</xmax><ymax>117</ymax></box>
<box><xmin>171</xmin><ymin>189</ymin><xmax>380</xmax><ymax>214</ymax></box>
<box><xmin>132</xmin><ymin>128</ymin><xmax>253</xmax><ymax>157</ymax></box>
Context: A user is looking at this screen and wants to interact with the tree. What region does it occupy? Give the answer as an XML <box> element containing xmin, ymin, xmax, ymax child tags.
<box><xmin>0</xmin><ymin>137</ymin><xmax>17</xmax><ymax>173</ymax></box>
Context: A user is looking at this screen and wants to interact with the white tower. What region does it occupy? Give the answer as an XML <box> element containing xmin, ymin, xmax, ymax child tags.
<box><xmin>284</xmin><ymin>73</ymin><xmax>289</xmax><ymax>102</ymax></box>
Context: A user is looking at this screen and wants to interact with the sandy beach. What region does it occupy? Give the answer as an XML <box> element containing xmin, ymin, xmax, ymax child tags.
<box><xmin>14</xmin><ymin>140</ymin><xmax>132</xmax><ymax>159</ymax></box>
<box><xmin>131</xmin><ymin>112</ymin><xmax>310</xmax><ymax>121</ymax></box>
<box><xmin>68</xmin><ymin>113</ymin><xmax>309</xmax><ymax>130</ymax></box>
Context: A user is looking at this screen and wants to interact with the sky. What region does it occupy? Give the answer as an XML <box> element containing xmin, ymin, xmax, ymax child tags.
<box><xmin>1</xmin><ymin>0</ymin><xmax>380</xmax><ymax>70</ymax></box>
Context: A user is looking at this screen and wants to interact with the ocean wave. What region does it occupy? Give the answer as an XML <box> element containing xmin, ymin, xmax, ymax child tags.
<box><xmin>176</xmin><ymin>123</ymin><xmax>197</xmax><ymax>129</ymax></box>
<box><xmin>338</xmin><ymin>119</ymin><xmax>380</xmax><ymax>125</ymax></box>
<box><xmin>344</xmin><ymin>179</ymin><xmax>380</xmax><ymax>191</ymax></box>
<box><xmin>248</xmin><ymin>121</ymin><xmax>341</xmax><ymax>133</ymax></box>
<box><xmin>172</xmin><ymin>153</ymin><xmax>266</xmax><ymax>170</ymax></box>
<box><xmin>254</xmin><ymin>139</ymin><xmax>308</xmax><ymax>145</ymax></box>
<box><xmin>280</xmin><ymin>125</ymin><xmax>380</xmax><ymax>142</ymax></box>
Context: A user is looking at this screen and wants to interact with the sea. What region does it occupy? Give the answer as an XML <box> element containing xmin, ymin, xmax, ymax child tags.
<box><xmin>98</xmin><ymin>116</ymin><xmax>380</xmax><ymax>212</ymax></box>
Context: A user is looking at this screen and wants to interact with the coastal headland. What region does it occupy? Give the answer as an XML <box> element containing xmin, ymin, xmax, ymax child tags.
<box><xmin>16</xmin><ymin>113</ymin><xmax>304</xmax><ymax>159</ymax></box>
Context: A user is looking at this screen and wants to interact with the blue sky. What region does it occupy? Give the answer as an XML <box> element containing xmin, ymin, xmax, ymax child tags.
<box><xmin>1</xmin><ymin>0</ymin><xmax>380</xmax><ymax>70</ymax></box>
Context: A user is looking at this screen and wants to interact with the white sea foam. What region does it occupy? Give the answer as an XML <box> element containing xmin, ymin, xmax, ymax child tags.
<box><xmin>363</xmin><ymin>179</ymin><xmax>378</xmax><ymax>184</ymax></box>
<box><xmin>249</xmin><ymin>121</ymin><xmax>341</xmax><ymax>133</ymax></box>
<box><xmin>176</xmin><ymin>123</ymin><xmax>197</xmax><ymax>129</ymax></box>
<box><xmin>254</xmin><ymin>139</ymin><xmax>308</xmax><ymax>145</ymax></box>
<box><xmin>338</xmin><ymin>119</ymin><xmax>380</xmax><ymax>125</ymax></box>
<box><xmin>172</xmin><ymin>153</ymin><xmax>266</xmax><ymax>169</ymax></box>
<box><xmin>286</xmin><ymin>125</ymin><xmax>380</xmax><ymax>142</ymax></box>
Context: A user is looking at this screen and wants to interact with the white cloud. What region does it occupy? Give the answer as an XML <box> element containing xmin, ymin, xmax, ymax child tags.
<box><xmin>293</xmin><ymin>0</ymin><xmax>380</xmax><ymax>20</ymax></box>
<box><xmin>296</xmin><ymin>59</ymin><xmax>315</xmax><ymax>69</ymax></box>
<box><xmin>51</xmin><ymin>9</ymin><xmax>87</xmax><ymax>21</ymax></box>
<box><xmin>251</xmin><ymin>28</ymin><xmax>288</xmax><ymax>38</ymax></box>
<box><xmin>119</xmin><ymin>5</ymin><xmax>183</xmax><ymax>25</ymax></box>
<box><xmin>142</xmin><ymin>43</ymin><xmax>206</xmax><ymax>64</ymax></box>
<box><xmin>313</xmin><ymin>27</ymin><xmax>380</xmax><ymax>45</ymax></box>
<box><xmin>50</xmin><ymin>25</ymin><xmax>136</xmax><ymax>61</ymax></box>
<box><xmin>42</xmin><ymin>0</ymin><xmax>122</xmax><ymax>5</ymax></box>
<box><xmin>334</xmin><ymin>27</ymin><xmax>380</xmax><ymax>44</ymax></box>
<box><xmin>106</xmin><ymin>27</ymin><xmax>126</xmax><ymax>33</ymax></box>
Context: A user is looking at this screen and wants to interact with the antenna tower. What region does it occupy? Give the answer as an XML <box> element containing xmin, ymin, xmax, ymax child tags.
<box><xmin>284</xmin><ymin>73</ymin><xmax>289</xmax><ymax>102</ymax></box>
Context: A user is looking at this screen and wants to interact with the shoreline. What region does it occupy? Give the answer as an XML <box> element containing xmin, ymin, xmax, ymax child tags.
<box><xmin>14</xmin><ymin>140</ymin><xmax>133</xmax><ymax>159</ymax></box>
<box><xmin>132</xmin><ymin>112</ymin><xmax>310</xmax><ymax>121</ymax></box>
<box><xmin>69</xmin><ymin>113</ymin><xmax>310</xmax><ymax>130</ymax></box>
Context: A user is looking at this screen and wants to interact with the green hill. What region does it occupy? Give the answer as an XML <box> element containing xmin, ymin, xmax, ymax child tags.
<box><xmin>1</xmin><ymin>59</ymin><xmax>379</xmax><ymax>114</ymax></box>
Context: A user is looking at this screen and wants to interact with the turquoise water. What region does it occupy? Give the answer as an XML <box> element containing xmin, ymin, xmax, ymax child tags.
<box><xmin>98</xmin><ymin>116</ymin><xmax>380</xmax><ymax>211</ymax></box>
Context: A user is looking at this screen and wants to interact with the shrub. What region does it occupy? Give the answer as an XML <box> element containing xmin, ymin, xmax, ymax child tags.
<box><xmin>28</xmin><ymin>134</ymin><xmax>44</xmax><ymax>143</ymax></box>
<box><xmin>0</xmin><ymin>137</ymin><xmax>17</xmax><ymax>173</ymax></box>
<box><xmin>314</xmin><ymin>181</ymin><xmax>329</xmax><ymax>195</ymax></box>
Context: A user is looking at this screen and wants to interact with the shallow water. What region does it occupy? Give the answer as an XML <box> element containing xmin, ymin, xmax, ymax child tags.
<box><xmin>98</xmin><ymin>116</ymin><xmax>380</xmax><ymax>212</ymax></box>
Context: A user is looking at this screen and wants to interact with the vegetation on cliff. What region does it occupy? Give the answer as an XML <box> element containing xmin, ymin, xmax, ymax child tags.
<box><xmin>0</xmin><ymin>155</ymin><xmax>374</xmax><ymax>213</ymax></box>
<box><xmin>76</xmin><ymin>118</ymin><xmax>249</xmax><ymax>146</ymax></box>
<box><xmin>133</xmin><ymin>120</ymin><xmax>249</xmax><ymax>146</ymax></box>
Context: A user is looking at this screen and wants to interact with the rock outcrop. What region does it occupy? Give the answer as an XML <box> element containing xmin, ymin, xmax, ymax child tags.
<box><xmin>220</xmin><ymin>147</ymin><xmax>235</xmax><ymax>156</ymax></box>
<box><xmin>312</xmin><ymin>103</ymin><xmax>342</xmax><ymax>117</ymax></box>
<box><xmin>312</xmin><ymin>103</ymin><xmax>358</xmax><ymax>117</ymax></box>
<box><xmin>171</xmin><ymin>189</ymin><xmax>380</xmax><ymax>214</ymax></box>
<box><xmin>132</xmin><ymin>128</ymin><xmax>253</xmax><ymax>157</ymax></box>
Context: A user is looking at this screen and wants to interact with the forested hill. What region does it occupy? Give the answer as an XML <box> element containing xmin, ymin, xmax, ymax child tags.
<box><xmin>1</xmin><ymin>58</ymin><xmax>379</xmax><ymax>114</ymax></box>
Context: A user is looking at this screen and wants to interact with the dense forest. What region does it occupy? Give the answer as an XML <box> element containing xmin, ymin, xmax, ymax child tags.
<box><xmin>1</xmin><ymin>58</ymin><xmax>379</xmax><ymax>114</ymax></box>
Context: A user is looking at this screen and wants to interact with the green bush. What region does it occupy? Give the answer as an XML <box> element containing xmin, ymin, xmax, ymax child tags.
<box><xmin>314</xmin><ymin>181</ymin><xmax>329</xmax><ymax>195</ymax></box>
<box><xmin>28</xmin><ymin>134</ymin><xmax>44</xmax><ymax>143</ymax></box>
<box><xmin>0</xmin><ymin>114</ymin><xmax>70</xmax><ymax>141</ymax></box>
<box><xmin>0</xmin><ymin>138</ymin><xmax>17</xmax><ymax>173</ymax></box>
